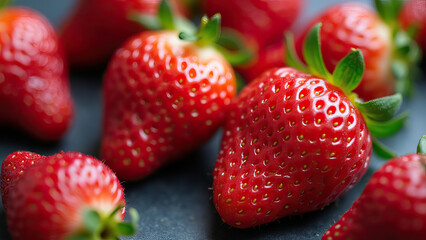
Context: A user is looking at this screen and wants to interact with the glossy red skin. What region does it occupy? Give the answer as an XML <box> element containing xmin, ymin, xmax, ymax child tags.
<box><xmin>237</xmin><ymin>43</ymin><xmax>285</xmax><ymax>83</ymax></box>
<box><xmin>3</xmin><ymin>152</ymin><xmax>125</xmax><ymax>240</ymax></box>
<box><xmin>60</xmin><ymin>0</ymin><xmax>187</xmax><ymax>68</ymax></box>
<box><xmin>1</xmin><ymin>151</ymin><xmax>43</xmax><ymax>209</ymax></box>
<box><xmin>0</xmin><ymin>8</ymin><xmax>73</xmax><ymax>140</ymax></box>
<box><xmin>213</xmin><ymin>68</ymin><xmax>372</xmax><ymax>228</ymax></box>
<box><xmin>323</xmin><ymin>154</ymin><xmax>426</xmax><ymax>240</ymax></box>
<box><xmin>296</xmin><ymin>3</ymin><xmax>393</xmax><ymax>101</ymax></box>
<box><xmin>102</xmin><ymin>31</ymin><xmax>236</xmax><ymax>181</ymax></box>
<box><xmin>400</xmin><ymin>0</ymin><xmax>426</xmax><ymax>52</ymax></box>
<box><xmin>204</xmin><ymin>0</ymin><xmax>303</xmax><ymax>49</ymax></box>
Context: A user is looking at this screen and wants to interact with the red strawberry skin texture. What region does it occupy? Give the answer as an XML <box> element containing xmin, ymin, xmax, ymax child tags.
<box><xmin>323</xmin><ymin>154</ymin><xmax>426</xmax><ymax>240</ymax></box>
<box><xmin>213</xmin><ymin>67</ymin><xmax>372</xmax><ymax>228</ymax></box>
<box><xmin>101</xmin><ymin>31</ymin><xmax>236</xmax><ymax>181</ymax></box>
<box><xmin>60</xmin><ymin>0</ymin><xmax>187</xmax><ymax>67</ymax></box>
<box><xmin>296</xmin><ymin>3</ymin><xmax>393</xmax><ymax>101</ymax></box>
<box><xmin>400</xmin><ymin>0</ymin><xmax>426</xmax><ymax>52</ymax></box>
<box><xmin>0</xmin><ymin>7</ymin><xmax>73</xmax><ymax>140</ymax></box>
<box><xmin>204</xmin><ymin>0</ymin><xmax>304</xmax><ymax>49</ymax></box>
<box><xmin>1</xmin><ymin>151</ymin><xmax>44</xmax><ymax>209</ymax></box>
<box><xmin>1</xmin><ymin>152</ymin><xmax>125</xmax><ymax>240</ymax></box>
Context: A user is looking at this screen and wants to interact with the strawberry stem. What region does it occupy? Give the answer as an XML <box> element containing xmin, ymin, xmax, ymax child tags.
<box><xmin>68</xmin><ymin>205</ymin><xmax>139</xmax><ymax>240</ymax></box>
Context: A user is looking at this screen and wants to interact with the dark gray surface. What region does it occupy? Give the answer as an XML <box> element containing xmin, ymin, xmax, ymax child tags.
<box><xmin>0</xmin><ymin>0</ymin><xmax>425</xmax><ymax>239</ymax></box>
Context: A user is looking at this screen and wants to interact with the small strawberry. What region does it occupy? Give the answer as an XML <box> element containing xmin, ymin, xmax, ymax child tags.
<box><xmin>204</xmin><ymin>0</ymin><xmax>304</xmax><ymax>49</ymax></box>
<box><xmin>296</xmin><ymin>1</ymin><xmax>420</xmax><ymax>101</ymax></box>
<box><xmin>1</xmin><ymin>151</ymin><xmax>44</xmax><ymax>209</ymax></box>
<box><xmin>101</xmin><ymin>2</ymin><xmax>237</xmax><ymax>180</ymax></box>
<box><xmin>0</xmin><ymin>6</ymin><xmax>74</xmax><ymax>140</ymax></box>
<box><xmin>323</xmin><ymin>136</ymin><xmax>426</xmax><ymax>240</ymax></box>
<box><xmin>60</xmin><ymin>0</ymin><xmax>188</xmax><ymax>68</ymax></box>
<box><xmin>1</xmin><ymin>151</ymin><xmax>138</xmax><ymax>240</ymax></box>
<box><xmin>212</xmin><ymin>24</ymin><xmax>405</xmax><ymax>228</ymax></box>
<box><xmin>399</xmin><ymin>0</ymin><xmax>426</xmax><ymax>52</ymax></box>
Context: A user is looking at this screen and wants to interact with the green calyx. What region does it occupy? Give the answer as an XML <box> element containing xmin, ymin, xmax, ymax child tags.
<box><xmin>130</xmin><ymin>0</ymin><xmax>252</xmax><ymax>66</ymax></box>
<box><xmin>285</xmin><ymin>23</ymin><xmax>407</xmax><ymax>159</ymax></box>
<box><xmin>374</xmin><ymin>0</ymin><xmax>421</xmax><ymax>97</ymax></box>
<box><xmin>68</xmin><ymin>206</ymin><xmax>139</xmax><ymax>240</ymax></box>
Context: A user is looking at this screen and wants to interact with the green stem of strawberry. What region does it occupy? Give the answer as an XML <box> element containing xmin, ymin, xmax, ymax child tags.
<box><xmin>284</xmin><ymin>23</ymin><xmax>406</xmax><ymax>159</ymax></box>
<box><xmin>68</xmin><ymin>206</ymin><xmax>139</xmax><ymax>240</ymax></box>
<box><xmin>130</xmin><ymin>0</ymin><xmax>252</xmax><ymax>66</ymax></box>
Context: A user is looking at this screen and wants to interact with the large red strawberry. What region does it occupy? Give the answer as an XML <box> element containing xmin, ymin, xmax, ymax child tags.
<box><xmin>101</xmin><ymin>5</ymin><xmax>237</xmax><ymax>181</ymax></box>
<box><xmin>60</xmin><ymin>0</ymin><xmax>188</xmax><ymax>68</ymax></box>
<box><xmin>0</xmin><ymin>7</ymin><xmax>73</xmax><ymax>140</ymax></box>
<box><xmin>0</xmin><ymin>151</ymin><xmax>138</xmax><ymax>240</ymax></box>
<box><xmin>296</xmin><ymin>2</ymin><xmax>420</xmax><ymax>101</ymax></box>
<box><xmin>400</xmin><ymin>0</ymin><xmax>426</xmax><ymax>52</ymax></box>
<box><xmin>323</xmin><ymin>136</ymin><xmax>426</xmax><ymax>240</ymax></box>
<box><xmin>212</xmin><ymin>24</ymin><xmax>405</xmax><ymax>228</ymax></box>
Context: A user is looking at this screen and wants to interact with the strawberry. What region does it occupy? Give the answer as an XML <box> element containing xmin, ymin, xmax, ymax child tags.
<box><xmin>212</xmin><ymin>24</ymin><xmax>405</xmax><ymax>228</ymax></box>
<box><xmin>60</xmin><ymin>0</ymin><xmax>188</xmax><ymax>68</ymax></box>
<box><xmin>203</xmin><ymin>0</ymin><xmax>303</xmax><ymax>81</ymax></box>
<box><xmin>0</xmin><ymin>7</ymin><xmax>74</xmax><ymax>140</ymax></box>
<box><xmin>0</xmin><ymin>151</ymin><xmax>43</xmax><ymax>209</ymax></box>
<box><xmin>399</xmin><ymin>0</ymin><xmax>426</xmax><ymax>52</ymax></box>
<box><xmin>296</xmin><ymin>2</ymin><xmax>420</xmax><ymax>101</ymax></box>
<box><xmin>1</xmin><ymin>151</ymin><xmax>138</xmax><ymax>240</ymax></box>
<box><xmin>204</xmin><ymin>0</ymin><xmax>304</xmax><ymax>50</ymax></box>
<box><xmin>323</xmin><ymin>136</ymin><xmax>426</xmax><ymax>240</ymax></box>
<box><xmin>101</xmin><ymin>2</ymin><xmax>237</xmax><ymax>181</ymax></box>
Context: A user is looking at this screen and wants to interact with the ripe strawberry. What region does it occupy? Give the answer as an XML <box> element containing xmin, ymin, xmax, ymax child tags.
<box><xmin>101</xmin><ymin>6</ymin><xmax>236</xmax><ymax>180</ymax></box>
<box><xmin>204</xmin><ymin>0</ymin><xmax>303</xmax><ymax>49</ymax></box>
<box><xmin>323</xmin><ymin>136</ymin><xmax>426</xmax><ymax>240</ymax></box>
<box><xmin>212</xmin><ymin>24</ymin><xmax>405</xmax><ymax>228</ymax></box>
<box><xmin>296</xmin><ymin>2</ymin><xmax>420</xmax><ymax>101</ymax></box>
<box><xmin>400</xmin><ymin>0</ymin><xmax>426</xmax><ymax>52</ymax></box>
<box><xmin>1</xmin><ymin>151</ymin><xmax>44</xmax><ymax>209</ymax></box>
<box><xmin>60</xmin><ymin>0</ymin><xmax>187</xmax><ymax>68</ymax></box>
<box><xmin>1</xmin><ymin>151</ymin><xmax>138</xmax><ymax>240</ymax></box>
<box><xmin>0</xmin><ymin>7</ymin><xmax>74</xmax><ymax>140</ymax></box>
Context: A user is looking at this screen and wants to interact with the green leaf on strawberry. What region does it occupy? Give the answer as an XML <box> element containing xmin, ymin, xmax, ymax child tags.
<box><xmin>130</xmin><ymin>0</ymin><xmax>252</xmax><ymax>66</ymax></box>
<box><xmin>417</xmin><ymin>135</ymin><xmax>426</xmax><ymax>154</ymax></box>
<box><xmin>285</xmin><ymin>23</ymin><xmax>406</xmax><ymax>159</ymax></box>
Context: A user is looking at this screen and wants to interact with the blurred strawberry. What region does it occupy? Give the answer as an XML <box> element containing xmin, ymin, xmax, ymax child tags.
<box><xmin>0</xmin><ymin>7</ymin><xmax>73</xmax><ymax>140</ymax></box>
<box><xmin>296</xmin><ymin>2</ymin><xmax>420</xmax><ymax>101</ymax></box>
<box><xmin>204</xmin><ymin>0</ymin><xmax>303</xmax><ymax>81</ymax></box>
<box><xmin>204</xmin><ymin>0</ymin><xmax>303</xmax><ymax>49</ymax></box>
<box><xmin>400</xmin><ymin>0</ymin><xmax>426</xmax><ymax>52</ymax></box>
<box><xmin>60</xmin><ymin>0</ymin><xmax>188</xmax><ymax>68</ymax></box>
<box><xmin>323</xmin><ymin>136</ymin><xmax>426</xmax><ymax>240</ymax></box>
<box><xmin>101</xmin><ymin>2</ymin><xmax>238</xmax><ymax>180</ymax></box>
<box><xmin>1</xmin><ymin>151</ymin><xmax>139</xmax><ymax>240</ymax></box>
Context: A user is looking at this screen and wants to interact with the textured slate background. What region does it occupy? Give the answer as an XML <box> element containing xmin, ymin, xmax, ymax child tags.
<box><xmin>0</xmin><ymin>0</ymin><xmax>425</xmax><ymax>239</ymax></box>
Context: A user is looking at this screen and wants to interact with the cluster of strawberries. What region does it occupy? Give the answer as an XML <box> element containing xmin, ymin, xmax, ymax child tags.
<box><xmin>0</xmin><ymin>0</ymin><xmax>425</xmax><ymax>239</ymax></box>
